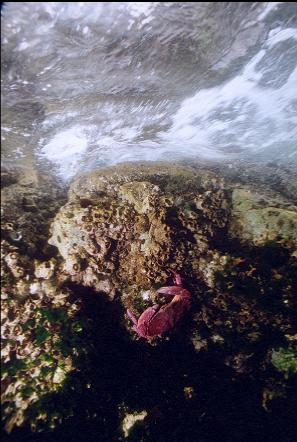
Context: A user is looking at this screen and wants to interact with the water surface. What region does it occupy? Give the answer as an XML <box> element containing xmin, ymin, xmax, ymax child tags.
<box><xmin>1</xmin><ymin>2</ymin><xmax>297</xmax><ymax>180</ymax></box>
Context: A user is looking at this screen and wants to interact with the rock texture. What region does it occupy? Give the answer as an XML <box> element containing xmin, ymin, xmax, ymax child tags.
<box><xmin>1</xmin><ymin>161</ymin><xmax>297</xmax><ymax>437</ymax></box>
<box><xmin>48</xmin><ymin>162</ymin><xmax>297</xmax><ymax>307</ymax></box>
<box><xmin>229</xmin><ymin>187</ymin><xmax>297</xmax><ymax>246</ymax></box>
<box><xmin>48</xmin><ymin>163</ymin><xmax>231</xmax><ymax>306</ymax></box>
<box><xmin>1</xmin><ymin>166</ymin><xmax>66</xmax><ymax>259</ymax></box>
<box><xmin>1</xmin><ymin>166</ymin><xmax>74</xmax><ymax>432</ymax></box>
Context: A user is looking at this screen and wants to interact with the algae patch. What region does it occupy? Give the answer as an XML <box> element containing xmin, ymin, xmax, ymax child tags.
<box><xmin>271</xmin><ymin>346</ymin><xmax>297</xmax><ymax>377</ymax></box>
<box><xmin>1</xmin><ymin>289</ymin><xmax>88</xmax><ymax>433</ymax></box>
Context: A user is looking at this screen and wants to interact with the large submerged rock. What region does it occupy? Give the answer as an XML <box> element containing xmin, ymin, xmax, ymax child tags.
<box><xmin>49</xmin><ymin>162</ymin><xmax>297</xmax><ymax>301</ymax></box>
<box><xmin>1</xmin><ymin>161</ymin><xmax>296</xmax><ymax>436</ymax></box>
<box><xmin>48</xmin><ymin>163</ymin><xmax>230</xmax><ymax>300</ymax></box>
<box><xmin>48</xmin><ymin>161</ymin><xmax>297</xmax><ymax>385</ymax></box>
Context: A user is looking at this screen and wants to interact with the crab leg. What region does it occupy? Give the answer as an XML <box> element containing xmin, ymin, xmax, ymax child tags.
<box><xmin>127</xmin><ymin>309</ymin><xmax>138</xmax><ymax>326</ymax></box>
<box><xmin>172</xmin><ymin>271</ymin><xmax>183</xmax><ymax>286</ymax></box>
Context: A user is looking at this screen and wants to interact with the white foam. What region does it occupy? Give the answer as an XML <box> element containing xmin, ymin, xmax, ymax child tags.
<box><xmin>18</xmin><ymin>41</ymin><xmax>29</xmax><ymax>51</ymax></box>
<box><xmin>164</xmin><ymin>27</ymin><xmax>297</xmax><ymax>157</ymax></box>
<box><xmin>40</xmin><ymin>127</ymin><xmax>88</xmax><ymax>178</ymax></box>
<box><xmin>126</xmin><ymin>2</ymin><xmax>157</xmax><ymax>18</ymax></box>
<box><xmin>267</xmin><ymin>27</ymin><xmax>297</xmax><ymax>47</ymax></box>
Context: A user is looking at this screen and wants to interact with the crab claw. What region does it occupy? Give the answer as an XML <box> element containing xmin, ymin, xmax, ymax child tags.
<box><xmin>157</xmin><ymin>286</ymin><xmax>190</xmax><ymax>297</ymax></box>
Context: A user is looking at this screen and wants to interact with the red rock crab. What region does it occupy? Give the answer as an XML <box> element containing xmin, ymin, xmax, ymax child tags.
<box><xmin>127</xmin><ymin>271</ymin><xmax>191</xmax><ymax>339</ymax></box>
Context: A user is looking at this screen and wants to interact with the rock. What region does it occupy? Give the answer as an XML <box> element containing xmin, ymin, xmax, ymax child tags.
<box><xmin>119</xmin><ymin>181</ymin><xmax>160</xmax><ymax>214</ymax></box>
<box><xmin>121</xmin><ymin>410</ymin><xmax>148</xmax><ymax>438</ymax></box>
<box><xmin>48</xmin><ymin>162</ymin><xmax>297</xmax><ymax>311</ymax></box>
<box><xmin>49</xmin><ymin>162</ymin><xmax>231</xmax><ymax>302</ymax></box>
<box><xmin>2</xmin><ymin>160</ymin><xmax>296</xmax><ymax>435</ymax></box>
<box><xmin>1</xmin><ymin>166</ymin><xmax>66</xmax><ymax>258</ymax></box>
<box><xmin>34</xmin><ymin>259</ymin><xmax>56</xmax><ymax>279</ymax></box>
<box><xmin>1</xmin><ymin>167</ymin><xmax>19</xmax><ymax>188</ymax></box>
<box><xmin>1</xmin><ymin>284</ymin><xmax>85</xmax><ymax>434</ymax></box>
<box><xmin>53</xmin><ymin>163</ymin><xmax>295</xmax><ymax>420</ymax></box>
<box><xmin>229</xmin><ymin>187</ymin><xmax>297</xmax><ymax>246</ymax></box>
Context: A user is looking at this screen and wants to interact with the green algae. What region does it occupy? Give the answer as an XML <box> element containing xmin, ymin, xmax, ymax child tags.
<box><xmin>1</xmin><ymin>300</ymin><xmax>90</xmax><ymax>433</ymax></box>
<box><xmin>271</xmin><ymin>346</ymin><xmax>297</xmax><ymax>377</ymax></box>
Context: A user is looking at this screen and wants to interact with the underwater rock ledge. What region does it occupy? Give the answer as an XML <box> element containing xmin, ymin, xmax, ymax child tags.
<box><xmin>1</xmin><ymin>161</ymin><xmax>297</xmax><ymax>437</ymax></box>
<box><xmin>49</xmin><ymin>161</ymin><xmax>297</xmax><ymax>298</ymax></box>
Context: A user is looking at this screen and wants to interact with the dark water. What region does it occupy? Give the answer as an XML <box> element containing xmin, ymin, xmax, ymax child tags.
<box><xmin>1</xmin><ymin>2</ymin><xmax>297</xmax><ymax>180</ymax></box>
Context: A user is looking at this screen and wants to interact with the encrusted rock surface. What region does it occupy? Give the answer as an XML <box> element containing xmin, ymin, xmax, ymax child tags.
<box><xmin>49</xmin><ymin>162</ymin><xmax>297</xmax><ymax>414</ymax></box>
<box><xmin>49</xmin><ymin>162</ymin><xmax>297</xmax><ymax>305</ymax></box>
<box><xmin>1</xmin><ymin>288</ymin><xmax>82</xmax><ymax>433</ymax></box>
<box><xmin>48</xmin><ymin>163</ymin><xmax>231</xmax><ymax>304</ymax></box>
<box><xmin>229</xmin><ymin>187</ymin><xmax>297</xmax><ymax>246</ymax></box>
<box><xmin>1</xmin><ymin>161</ymin><xmax>297</xmax><ymax>438</ymax></box>
<box><xmin>1</xmin><ymin>166</ymin><xmax>73</xmax><ymax>433</ymax></box>
<box><xmin>1</xmin><ymin>166</ymin><xmax>66</xmax><ymax>258</ymax></box>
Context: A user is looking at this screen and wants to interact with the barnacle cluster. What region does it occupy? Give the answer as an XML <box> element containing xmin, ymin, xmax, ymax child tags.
<box><xmin>49</xmin><ymin>163</ymin><xmax>231</xmax><ymax>308</ymax></box>
<box><xmin>1</xmin><ymin>287</ymin><xmax>84</xmax><ymax>433</ymax></box>
<box><xmin>1</xmin><ymin>166</ymin><xmax>83</xmax><ymax>433</ymax></box>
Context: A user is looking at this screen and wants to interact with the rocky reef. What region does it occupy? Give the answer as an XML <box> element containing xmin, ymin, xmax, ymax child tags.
<box><xmin>48</xmin><ymin>163</ymin><xmax>230</xmax><ymax>301</ymax></box>
<box><xmin>48</xmin><ymin>162</ymin><xmax>297</xmax><ymax>331</ymax></box>
<box><xmin>1</xmin><ymin>166</ymin><xmax>74</xmax><ymax>433</ymax></box>
<box><xmin>1</xmin><ymin>161</ymin><xmax>297</xmax><ymax>440</ymax></box>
